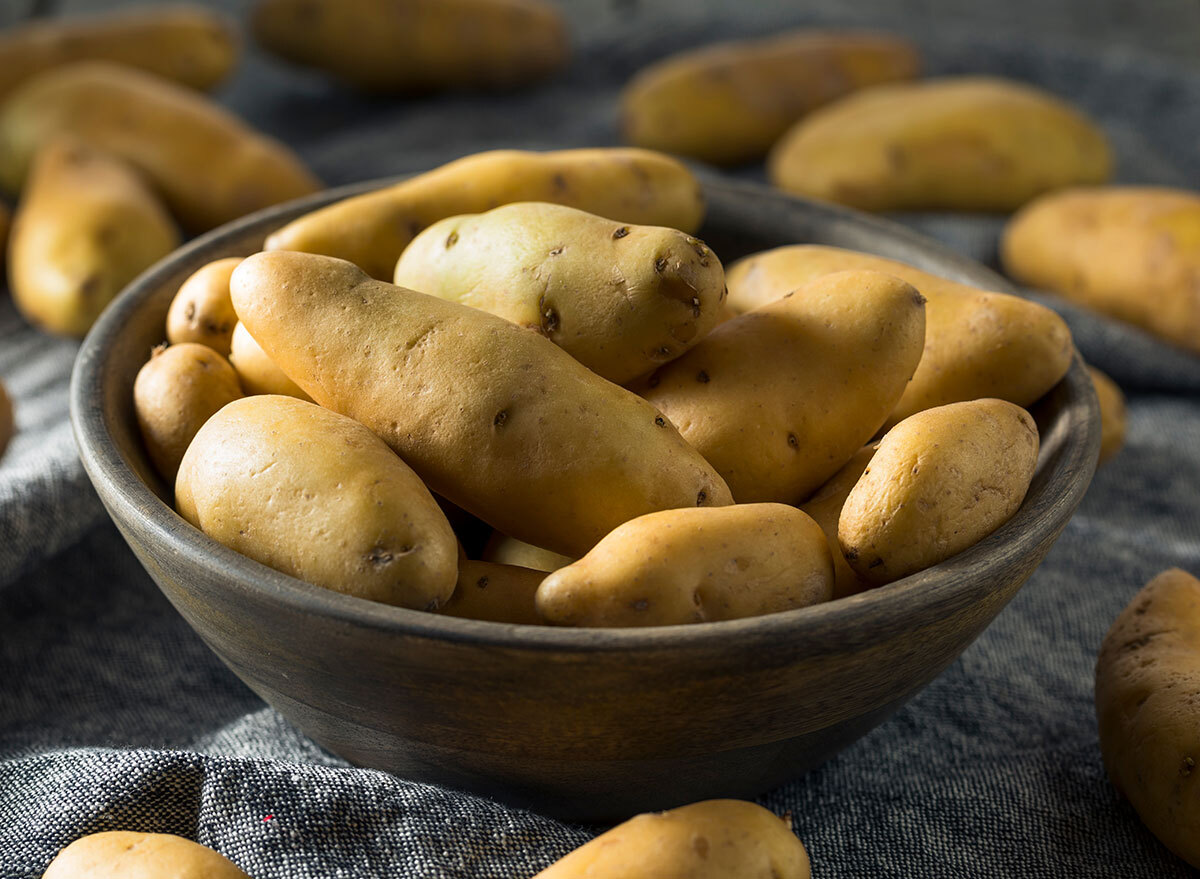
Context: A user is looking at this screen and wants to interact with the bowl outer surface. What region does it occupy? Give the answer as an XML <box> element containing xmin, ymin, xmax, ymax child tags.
<box><xmin>71</xmin><ymin>176</ymin><xmax>1100</xmax><ymax>820</ymax></box>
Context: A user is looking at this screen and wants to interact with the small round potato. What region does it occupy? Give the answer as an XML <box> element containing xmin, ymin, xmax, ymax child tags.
<box><xmin>43</xmin><ymin>831</ymin><xmax>250</xmax><ymax>879</ymax></box>
<box><xmin>166</xmin><ymin>257</ymin><xmax>241</xmax><ymax>354</ymax></box>
<box><xmin>228</xmin><ymin>321</ymin><xmax>312</xmax><ymax>400</ymax></box>
<box><xmin>537</xmin><ymin>504</ymin><xmax>833</xmax><ymax>628</ymax></box>
<box><xmin>481</xmin><ymin>532</ymin><xmax>574</xmax><ymax>573</ymax></box>
<box><xmin>799</xmin><ymin>445</ymin><xmax>876</xmax><ymax>599</ymax></box>
<box><xmin>177</xmin><ymin>395</ymin><xmax>458</xmax><ymax>610</ymax></box>
<box><xmin>1089</xmin><ymin>366</ymin><xmax>1126</xmax><ymax>466</ymax></box>
<box><xmin>0</xmin><ymin>378</ymin><xmax>13</xmax><ymax>459</ymax></box>
<box><xmin>441</xmin><ymin>559</ymin><xmax>545</xmax><ymax>625</ymax></box>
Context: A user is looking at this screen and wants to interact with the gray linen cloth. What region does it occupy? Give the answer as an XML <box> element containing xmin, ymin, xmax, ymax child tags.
<box><xmin>2</xmin><ymin>3</ymin><xmax>1200</xmax><ymax>877</ymax></box>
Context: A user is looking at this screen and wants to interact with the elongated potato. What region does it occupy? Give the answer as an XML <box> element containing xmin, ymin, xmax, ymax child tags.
<box><xmin>441</xmin><ymin>559</ymin><xmax>545</xmax><ymax>624</ymax></box>
<box><xmin>1089</xmin><ymin>366</ymin><xmax>1126</xmax><ymax>466</ymax></box>
<box><xmin>0</xmin><ymin>379</ymin><xmax>12</xmax><ymax>459</ymax></box>
<box><xmin>727</xmin><ymin>245</ymin><xmax>1073</xmax><ymax>427</ymax></box>
<box><xmin>231</xmin><ymin>251</ymin><xmax>733</xmax><ymax>557</ymax></box>
<box><xmin>1095</xmin><ymin>568</ymin><xmax>1200</xmax><ymax>869</ymax></box>
<box><xmin>266</xmin><ymin>148</ymin><xmax>705</xmax><ymax>280</ymax></box>
<box><xmin>621</xmin><ymin>30</ymin><xmax>918</xmax><ymax>166</ymax></box>
<box><xmin>0</xmin><ymin>5</ymin><xmax>238</xmax><ymax>100</ymax></box>
<box><xmin>395</xmin><ymin>203</ymin><xmax>725</xmax><ymax>383</ymax></box>
<box><xmin>9</xmin><ymin>137</ymin><xmax>178</xmax><ymax>337</ymax></box>
<box><xmin>253</xmin><ymin>0</ymin><xmax>566</xmax><ymax>93</ymax></box>
<box><xmin>769</xmin><ymin>76</ymin><xmax>1112</xmax><ymax>212</ymax></box>
<box><xmin>166</xmin><ymin>257</ymin><xmax>241</xmax><ymax>354</ymax></box>
<box><xmin>44</xmin><ymin>831</ymin><xmax>250</xmax><ymax>879</ymax></box>
<box><xmin>1002</xmin><ymin>186</ymin><xmax>1200</xmax><ymax>355</ymax></box>
<box><xmin>0</xmin><ymin>62</ymin><xmax>320</xmax><ymax>232</ymax></box>
<box><xmin>482</xmin><ymin>532</ymin><xmax>574</xmax><ymax>572</ymax></box>
<box><xmin>839</xmin><ymin>399</ymin><xmax>1039</xmax><ymax>585</ymax></box>
<box><xmin>228</xmin><ymin>321</ymin><xmax>313</xmax><ymax>400</ymax></box>
<box><xmin>178</xmin><ymin>395</ymin><xmax>458</xmax><ymax>609</ymax></box>
<box><xmin>799</xmin><ymin>445</ymin><xmax>875</xmax><ymax>599</ymax></box>
<box><xmin>533</xmin><ymin>799</ymin><xmax>811</xmax><ymax>878</ymax></box>
<box><xmin>637</xmin><ymin>269</ymin><xmax>925</xmax><ymax>503</ymax></box>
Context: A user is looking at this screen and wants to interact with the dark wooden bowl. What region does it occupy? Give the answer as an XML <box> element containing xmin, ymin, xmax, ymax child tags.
<box><xmin>70</xmin><ymin>177</ymin><xmax>1100</xmax><ymax>822</ymax></box>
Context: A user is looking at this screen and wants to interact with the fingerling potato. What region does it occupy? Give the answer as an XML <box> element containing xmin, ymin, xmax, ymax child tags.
<box><xmin>228</xmin><ymin>321</ymin><xmax>312</xmax><ymax>400</ymax></box>
<box><xmin>441</xmin><ymin>559</ymin><xmax>545</xmax><ymax>625</ymax></box>
<box><xmin>166</xmin><ymin>257</ymin><xmax>241</xmax><ymax>355</ymax></box>
<box><xmin>1089</xmin><ymin>366</ymin><xmax>1126</xmax><ymax>466</ymax></box>
<box><xmin>799</xmin><ymin>445</ymin><xmax>876</xmax><ymax>599</ymax></box>
<box><xmin>482</xmin><ymin>532</ymin><xmax>574</xmax><ymax>572</ymax></box>
<box><xmin>44</xmin><ymin>831</ymin><xmax>250</xmax><ymax>879</ymax></box>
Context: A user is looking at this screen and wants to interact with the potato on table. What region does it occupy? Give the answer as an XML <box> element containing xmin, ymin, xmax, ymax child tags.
<box><xmin>0</xmin><ymin>379</ymin><xmax>12</xmax><ymax>460</ymax></box>
<box><xmin>441</xmin><ymin>559</ymin><xmax>545</xmax><ymax>625</ymax></box>
<box><xmin>166</xmin><ymin>257</ymin><xmax>241</xmax><ymax>355</ymax></box>
<box><xmin>44</xmin><ymin>831</ymin><xmax>250</xmax><ymax>879</ymax></box>
<box><xmin>228</xmin><ymin>321</ymin><xmax>312</xmax><ymax>400</ymax></box>
<box><xmin>482</xmin><ymin>532</ymin><xmax>573</xmax><ymax>573</ymax></box>
<box><xmin>394</xmin><ymin>202</ymin><xmax>726</xmax><ymax>384</ymax></box>
<box><xmin>1089</xmin><ymin>366</ymin><xmax>1127</xmax><ymax>466</ymax></box>
<box><xmin>799</xmin><ymin>445</ymin><xmax>876</xmax><ymax>599</ymax></box>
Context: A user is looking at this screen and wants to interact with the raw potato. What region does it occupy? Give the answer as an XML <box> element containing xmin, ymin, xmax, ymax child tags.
<box><xmin>44</xmin><ymin>831</ymin><xmax>250</xmax><ymax>879</ymax></box>
<box><xmin>0</xmin><ymin>61</ymin><xmax>320</xmax><ymax>232</ymax></box>
<box><xmin>394</xmin><ymin>203</ymin><xmax>726</xmax><ymax>384</ymax></box>
<box><xmin>177</xmin><ymin>395</ymin><xmax>459</xmax><ymax>610</ymax></box>
<box><xmin>252</xmin><ymin>0</ymin><xmax>567</xmax><ymax>93</ymax></box>
<box><xmin>0</xmin><ymin>5</ymin><xmax>238</xmax><ymax>99</ymax></box>
<box><xmin>637</xmin><ymin>269</ymin><xmax>925</xmax><ymax>503</ymax></box>
<box><xmin>482</xmin><ymin>533</ymin><xmax>573</xmax><ymax>572</ymax></box>
<box><xmin>1095</xmin><ymin>568</ymin><xmax>1200</xmax><ymax>869</ymax></box>
<box><xmin>228</xmin><ymin>322</ymin><xmax>313</xmax><ymax>400</ymax></box>
<box><xmin>1089</xmin><ymin>366</ymin><xmax>1127</xmax><ymax>466</ymax></box>
<box><xmin>9</xmin><ymin>137</ymin><xmax>178</xmax><ymax>337</ymax></box>
<box><xmin>533</xmin><ymin>799</ymin><xmax>811</xmax><ymax>878</ymax></box>
<box><xmin>265</xmin><ymin>148</ymin><xmax>705</xmax><ymax>280</ymax></box>
<box><xmin>0</xmin><ymin>379</ymin><xmax>12</xmax><ymax>459</ymax></box>
<box><xmin>800</xmin><ymin>445</ymin><xmax>876</xmax><ymax>599</ymax></box>
<box><xmin>726</xmin><ymin>245</ymin><xmax>1073</xmax><ymax>427</ymax></box>
<box><xmin>133</xmin><ymin>342</ymin><xmax>243</xmax><ymax>481</ymax></box>
<box><xmin>441</xmin><ymin>559</ymin><xmax>545</xmax><ymax>625</ymax></box>
<box><xmin>537</xmin><ymin>504</ymin><xmax>833</xmax><ymax>627</ymax></box>
<box><xmin>839</xmin><ymin>399</ymin><xmax>1039</xmax><ymax>585</ymax></box>
<box><xmin>621</xmin><ymin>30</ymin><xmax>919</xmax><ymax>166</ymax></box>
<box><xmin>166</xmin><ymin>257</ymin><xmax>241</xmax><ymax>354</ymax></box>
<box><xmin>768</xmin><ymin>76</ymin><xmax>1112</xmax><ymax>212</ymax></box>
<box><xmin>1002</xmin><ymin>186</ymin><xmax>1200</xmax><ymax>355</ymax></box>
<box><xmin>231</xmin><ymin>251</ymin><xmax>733</xmax><ymax>558</ymax></box>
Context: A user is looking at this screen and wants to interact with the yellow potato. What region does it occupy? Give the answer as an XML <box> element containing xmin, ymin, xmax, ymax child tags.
<box><xmin>441</xmin><ymin>559</ymin><xmax>545</xmax><ymax>624</ymax></box>
<box><xmin>178</xmin><ymin>395</ymin><xmax>458</xmax><ymax>609</ymax></box>
<box><xmin>252</xmin><ymin>0</ymin><xmax>567</xmax><ymax>93</ymax></box>
<box><xmin>533</xmin><ymin>799</ymin><xmax>811</xmax><ymax>878</ymax></box>
<box><xmin>228</xmin><ymin>321</ymin><xmax>313</xmax><ymax>400</ymax></box>
<box><xmin>621</xmin><ymin>30</ymin><xmax>919</xmax><ymax>166</ymax></box>
<box><xmin>839</xmin><ymin>398</ymin><xmax>1039</xmax><ymax>585</ymax></box>
<box><xmin>637</xmin><ymin>269</ymin><xmax>925</xmax><ymax>503</ymax></box>
<box><xmin>0</xmin><ymin>379</ymin><xmax>12</xmax><ymax>459</ymax></box>
<box><xmin>0</xmin><ymin>61</ymin><xmax>320</xmax><ymax>232</ymax></box>
<box><xmin>799</xmin><ymin>445</ymin><xmax>876</xmax><ymax>599</ymax></box>
<box><xmin>166</xmin><ymin>257</ymin><xmax>241</xmax><ymax>355</ymax></box>
<box><xmin>44</xmin><ymin>831</ymin><xmax>250</xmax><ymax>879</ymax></box>
<box><xmin>538</xmin><ymin>504</ymin><xmax>832</xmax><ymax>627</ymax></box>
<box><xmin>265</xmin><ymin>147</ymin><xmax>705</xmax><ymax>280</ymax></box>
<box><xmin>1095</xmin><ymin>568</ymin><xmax>1200</xmax><ymax>869</ymax></box>
<box><xmin>768</xmin><ymin>76</ymin><xmax>1112</xmax><ymax>212</ymax></box>
<box><xmin>231</xmin><ymin>251</ymin><xmax>733</xmax><ymax>558</ymax></box>
<box><xmin>1089</xmin><ymin>366</ymin><xmax>1126</xmax><ymax>466</ymax></box>
<box><xmin>1002</xmin><ymin>186</ymin><xmax>1200</xmax><ymax>356</ymax></box>
<box><xmin>395</xmin><ymin>203</ymin><xmax>725</xmax><ymax>384</ymax></box>
<box><xmin>726</xmin><ymin>244</ymin><xmax>1073</xmax><ymax>427</ymax></box>
<box><xmin>8</xmin><ymin>137</ymin><xmax>178</xmax><ymax>337</ymax></box>
<box><xmin>0</xmin><ymin>5</ymin><xmax>238</xmax><ymax>100</ymax></box>
<box><xmin>482</xmin><ymin>532</ymin><xmax>574</xmax><ymax>572</ymax></box>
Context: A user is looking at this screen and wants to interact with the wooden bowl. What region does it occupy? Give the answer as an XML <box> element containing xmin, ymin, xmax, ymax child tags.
<box><xmin>71</xmin><ymin>177</ymin><xmax>1099</xmax><ymax>822</ymax></box>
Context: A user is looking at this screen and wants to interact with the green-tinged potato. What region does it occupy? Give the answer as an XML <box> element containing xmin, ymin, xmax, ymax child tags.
<box><xmin>1089</xmin><ymin>366</ymin><xmax>1126</xmax><ymax>466</ymax></box>
<box><xmin>533</xmin><ymin>799</ymin><xmax>811</xmax><ymax>878</ymax></box>
<box><xmin>1095</xmin><ymin>568</ymin><xmax>1200</xmax><ymax>869</ymax></box>
<box><xmin>8</xmin><ymin>137</ymin><xmax>178</xmax><ymax>337</ymax></box>
<box><xmin>228</xmin><ymin>322</ymin><xmax>313</xmax><ymax>400</ymax></box>
<box><xmin>727</xmin><ymin>245</ymin><xmax>1073</xmax><ymax>427</ymax></box>
<box><xmin>0</xmin><ymin>5</ymin><xmax>238</xmax><ymax>100</ymax></box>
<box><xmin>839</xmin><ymin>399</ymin><xmax>1039</xmax><ymax>585</ymax></box>
<box><xmin>231</xmin><ymin>251</ymin><xmax>733</xmax><ymax>557</ymax></box>
<box><xmin>768</xmin><ymin>76</ymin><xmax>1112</xmax><ymax>212</ymax></box>
<box><xmin>133</xmin><ymin>342</ymin><xmax>243</xmax><ymax>481</ymax></box>
<box><xmin>800</xmin><ymin>445</ymin><xmax>875</xmax><ymax>599</ymax></box>
<box><xmin>482</xmin><ymin>532</ymin><xmax>574</xmax><ymax>572</ymax></box>
<box><xmin>441</xmin><ymin>559</ymin><xmax>545</xmax><ymax>624</ymax></box>
<box><xmin>252</xmin><ymin>0</ymin><xmax>567</xmax><ymax>93</ymax></box>
<box><xmin>0</xmin><ymin>62</ymin><xmax>320</xmax><ymax>232</ymax></box>
<box><xmin>637</xmin><ymin>269</ymin><xmax>925</xmax><ymax>503</ymax></box>
<box><xmin>0</xmin><ymin>379</ymin><xmax>12</xmax><ymax>459</ymax></box>
<box><xmin>265</xmin><ymin>148</ymin><xmax>704</xmax><ymax>280</ymax></box>
<box><xmin>621</xmin><ymin>30</ymin><xmax>919</xmax><ymax>166</ymax></box>
<box><xmin>1002</xmin><ymin>186</ymin><xmax>1200</xmax><ymax>355</ymax></box>
<box><xmin>166</xmin><ymin>257</ymin><xmax>241</xmax><ymax>354</ymax></box>
<box><xmin>177</xmin><ymin>395</ymin><xmax>458</xmax><ymax>609</ymax></box>
<box><xmin>537</xmin><ymin>504</ymin><xmax>832</xmax><ymax>627</ymax></box>
<box><xmin>44</xmin><ymin>831</ymin><xmax>250</xmax><ymax>879</ymax></box>
<box><xmin>395</xmin><ymin>203</ymin><xmax>725</xmax><ymax>384</ymax></box>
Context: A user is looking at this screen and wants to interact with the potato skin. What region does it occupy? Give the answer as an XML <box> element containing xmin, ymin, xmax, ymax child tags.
<box><xmin>395</xmin><ymin>203</ymin><xmax>725</xmax><ymax>384</ymax></box>
<box><xmin>265</xmin><ymin>148</ymin><xmax>705</xmax><ymax>281</ymax></box>
<box><xmin>638</xmin><ymin>269</ymin><xmax>925</xmax><ymax>503</ymax></box>
<box><xmin>726</xmin><ymin>245</ymin><xmax>1073</xmax><ymax>428</ymax></box>
<box><xmin>800</xmin><ymin>445</ymin><xmax>875</xmax><ymax>599</ymax></box>
<box><xmin>1095</xmin><ymin>568</ymin><xmax>1200</xmax><ymax>869</ymax></box>
<box><xmin>533</xmin><ymin>799</ymin><xmax>811</xmax><ymax>878</ymax></box>
<box><xmin>177</xmin><ymin>395</ymin><xmax>458</xmax><ymax>609</ymax></box>
<box><xmin>0</xmin><ymin>62</ymin><xmax>320</xmax><ymax>232</ymax></box>
<box><xmin>441</xmin><ymin>559</ymin><xmax>545</xmax><ymax>625</ymax></box>
<box><xmin>1002</xmin><ymin>186</ymin><xmax>1200</xmax><ymax>356</ymax></box>
<box><xmin>1089</xmin><ymin>366</ymin><xmax>1126</xmax><ymax>466</ymax></box>
<box><xmin>8</xmin><ymin>137</ymin><xmax>179</xmax><ymax>337</ymax></box>
<box><xmin>622</xmin><ymin>30</ymin><xmax>918</xmax><ymax>166</ymax></box>
<box><xmin>228</xmin><ymin>321</ymin><xmax>313</xmax><ymax>401</ymax></box>
<box><xmin>166</xmin><ymin>257</ymin><xmax>241</xmax><ymax>355</ymax></box>
<box><xmin>482</xmin><ymin>532</ymin><xmax>573</xmax><ymax>572</ymax></box>
<box><xmin>231</xmin><ymin>251</ymin><xmax>733</xmax><ymax>558</ymax></box>
<box><xmin>769</xmin><ymin>76</ymin><xmax>1112</xmax><ymax>212</ymax></box>
<box><xmin>839</xmin><ymin>399</ymin><xmax>1039</xmax><ymax>585</ymax></box>
<box><xmin>0</xmin><ymin>379</ymin><xmax>12</xmax><ymax>459</ymax></box>
<box><xmin>252</xmin><ymin>0</ymin><xmax>567</xmax><ymax>93</ymax></box>
<box><xmin>44</xmin><ymin>831</ymin><xmax>250</xmax><ymax>879</ymax></box>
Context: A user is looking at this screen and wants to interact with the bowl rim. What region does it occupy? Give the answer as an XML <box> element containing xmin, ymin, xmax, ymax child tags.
<box><xmin>70</xmin><ymin>174</ymin><xmax>1100</xmax><ymax>655</ymax></box>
